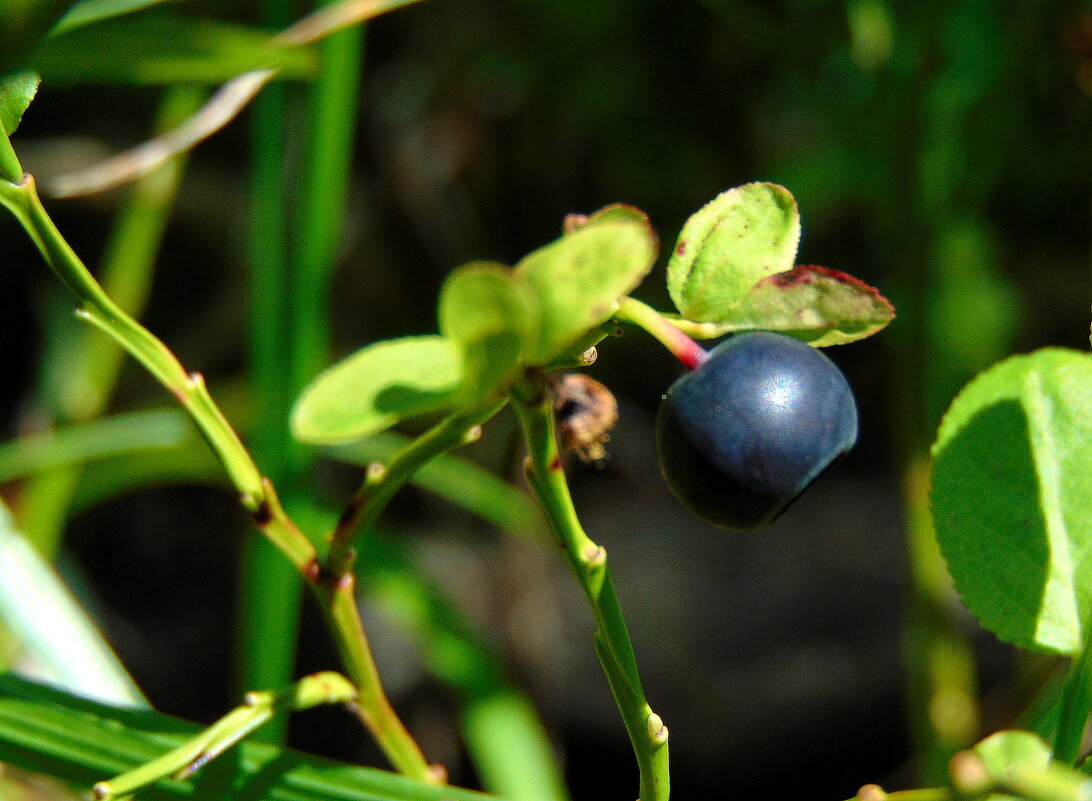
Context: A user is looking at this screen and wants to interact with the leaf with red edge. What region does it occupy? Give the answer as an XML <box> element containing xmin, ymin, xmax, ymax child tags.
<box><xmin>515</xmin><ymin>203</ymin><xmax>657</xmax><ymax>364</ymax></box>
<box><xmin>668</xmin><ymin>265</ymin><xmax>895</xmax><ymax>347</ymax></box>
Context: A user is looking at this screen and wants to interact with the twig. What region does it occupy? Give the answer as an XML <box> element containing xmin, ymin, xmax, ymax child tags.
<box><xmin>510</xmin><ymin>374</ymin><xmax>669</xmax><ymax>801</ymax></box>
<box><xmin>42</xmin><ymin>0</ymin><xmax>433</xmax><ymax>198</ymax></box>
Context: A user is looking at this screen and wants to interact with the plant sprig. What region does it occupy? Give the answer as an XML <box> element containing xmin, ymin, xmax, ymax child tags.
<box><xmin>325</xmin><ymin>402</ymin><xmax>506</xmax><ymax>576</ymax></box>
<box><xmin>510</xmin><ymin>374</ymin><xmax>670</xmax><ymax>801</ymax></box>
<box><xmin>93</xmin><ymin>672</ymin><xmax>358</xmax><ymax>800</ymax></box>
<box><xmin>289</xmin><ymin>181</ymin><xmax>895</xmax><ymax>800</ymax></box>
<box><xmin>0</xmin><ymin>171</ymin><xmax>436</xmax><ymax>784</ymax></box>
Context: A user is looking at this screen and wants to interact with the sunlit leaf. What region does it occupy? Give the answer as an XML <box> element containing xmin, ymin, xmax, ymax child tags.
<box><xmin>931</xmin><ymin>348</ymin><xmax>1092</xmax><ymax>654</ymax></box>
<box><xmin>669</xmin><ymin>265</ymin><xmax>895</xmax><ymax>346</ymax></box>
<box><xmin>438</xmin><ymin>262</ymin><xmax>539</xmax><ymax>405</ymax></box>
<box><xmin>0</xmin><ymin>71</ymin><xmax>39</xmax><ymax>135</ymax></box>
<box><xmin>291</xmin><ymin>336</ymin><xmax>462</xmax><ymax>444</ymax></box>
<box><xmin>516</xmin><ymin>204</ymin><xmax>656</xmax><ymax>365</ymax></box>
<box><xmin>971</xmin><ymin>730</ymin><xmax>1092</xmax><ymax>800</ymax></box>
<box><xmin>30</xmin><ymin>16</ymin><xmax>314</xmax><ymax>85</ymax></box>
<box><xmin>973</xmin><ymin>730</ymin><xmax>1051</xmax><ymax>776</ymax></box>
<box><xmin>667</xmin><ymin>182</ymin><xmax>800</xmax><ymax>322</ymax></box>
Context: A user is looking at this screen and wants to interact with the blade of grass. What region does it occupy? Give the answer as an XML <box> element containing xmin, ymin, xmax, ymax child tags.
<box><xmin>239</xmin><ymin>0</ymin><xmax>301</xmax><ymax>742</ymax></box>
<box><xmin>240</xmin><ymin>0</ymin><xmax>365</xmax><ymax>740</ymax></box>
<box><xmin>0</xmin><ymin>500</ymin><xmax>145</xmax><ymax>707</ymax></box>
<box><xmin>0</xmin><ymin>673</ymin><xmax>505</xmax><ymax>801</ymax></box>
<box><xmin>240</xmin><ymin>0</ymin><xmax>367</xmax><ymax>741</ymax></box>
<box><xmin>0</xmin><ymin>409</ymin><xmax>192</xmax><ymax>483</ymax></box>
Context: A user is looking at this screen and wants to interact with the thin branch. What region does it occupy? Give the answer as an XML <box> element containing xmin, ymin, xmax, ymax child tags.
<box><xmin>42</xmin><ymin>0</ymin><xmax>433</xmax><ymax>198</ymax></box>
<box><xmin>47</xmin><ymin>71</ymin><xmax>275</xmax><ymax>198</ymax></box>
<box><xmin>510</xmin><ymin>374</ymin><xmax>669</xmax><ymax>801</ymax></box>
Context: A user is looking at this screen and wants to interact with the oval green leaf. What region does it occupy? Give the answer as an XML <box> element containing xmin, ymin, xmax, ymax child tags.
<box><xmin>931</xmin><ymin>348</ymin><xmax>1092</xmax><ymax>654</ymax></box>
<box><xmin>291</xmin><ymin>336</ymin><xmax>462</xmax><ymax>444</ymax></box>
<box><xmin>0</xmin><ymin>71</ymin><xmax>40</xmax><ymax>135</ymax></box>
<box><xmin>973</xmin><ymin>730</ymin><xmax>1051</xmax><ymax>777</ymax></box>
<box><xmin>515</xmin><ymin>204</ymin><xmax>656</xmax><ymax>365</ymax></box>
<box><xmin>668</xmin><ymin>265</ymin><xmax>895</xmax><ymax>346</ymax></box>
<box><xmin>667</xmin><ymin>182</ymin><xmax>801</xmax><ymax>322</ymax></box>
<box><xmin>438</xmin><ymin>262</ymin><xmax>539</xmax><ymax>405</ymax></box>
<box><xmin>30</xmin><ymin>15</ymin><xmax>314</xmax><ymax>85</ymax></box>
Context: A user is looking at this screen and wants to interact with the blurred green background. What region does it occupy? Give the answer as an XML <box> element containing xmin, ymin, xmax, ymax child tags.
<box><xmin>1</xmin><ymin>0</ymin><xmax>1091</xmax><ymax>799</ymax></box>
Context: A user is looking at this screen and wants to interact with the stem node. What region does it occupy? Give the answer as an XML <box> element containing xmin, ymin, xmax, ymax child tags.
<box><xmin>646</xmin><ymin>712</ymin><xmax>666</xmax><ymax>742</ymax></box>
<box><xmin>251</xmin><ymin>498</ymin><xmax>273</xmax><ymax>526</ymax></box>
<box><xmin>427</xmin><ymin>764</ymin><xmax>449</xmax><ymax>785</ymax></box>
<box><xmin>581</xmin><ymin>544</ymin><xmax>606</xmax><ymax>568</ymax></box>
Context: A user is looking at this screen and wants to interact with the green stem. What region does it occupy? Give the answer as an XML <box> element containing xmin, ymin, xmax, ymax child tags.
<box><xmin>324</xmin><ymin>402</ymin><xmax>506</xmax><ymax>575</ymax></box>
<box><xmin>0</xmin><ymin>173</ymin><xmax>434</xmax><ymax>781</ymax></box>
<box><xmin>0</xmin><ymin>176</ymin><xmax>273</xmax><ymax>516</ymax></box>
<box><xmin>328</xmin><ymin>431</ymin><xmax>548</xmax><ymax>541</ymax></box>
<box><xmin>1051</xmin><ymin>639</ymin><xmax>1092</xmax><ymax>763</ymax></box>
<box><xmin>614</xmin><ymin>297</ymin><xmax>707</xmax><ymax>370</ymax></box>
<box><xmin>239</xmin><ymin>0</ymin><xmax>300</xmax><ymax>740</ymax></box>
<box><xmin>312</xmin><ymin>577</ymin><xmax>439</xmax><ymax>782</ymax></box>
<box><xmin>0</xmin><ymin>126</ymin><xmax>23</xmax><ymax>185</ymax></box>
<box><xmin>510</xmin><ymin>374</ymin><xmax>669</xmax><ymax>801</ymax></box>
<box><xmin>93</xmin><ymin>672</ymin><xmax>357</xmax><ymax>800</ymax></box>
<box><xmin>17</xmin><ymin>86</ymin><xmax>201</xmax><ymax>557</ymax></box>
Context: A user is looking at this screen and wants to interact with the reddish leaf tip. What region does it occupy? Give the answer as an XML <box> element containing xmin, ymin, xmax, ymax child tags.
<box><xmin>766</xmin><ymin>265</ymin><xmax>895</xmax><ymax>317</ymax></box>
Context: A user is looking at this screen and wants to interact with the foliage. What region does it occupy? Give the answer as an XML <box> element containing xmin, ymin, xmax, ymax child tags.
<box><xmin>0</xmin><ymin>2</ymin><xmax>1090</xmax><ymax>801</ymax></box>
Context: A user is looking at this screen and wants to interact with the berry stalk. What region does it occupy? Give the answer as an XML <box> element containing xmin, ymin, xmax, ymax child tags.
<box><xmin>614</xmin><ymin>296</ymin><xmax>708</xmax><ymax>370</ymax></box>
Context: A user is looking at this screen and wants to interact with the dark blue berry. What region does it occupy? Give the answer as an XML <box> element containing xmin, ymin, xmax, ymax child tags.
<box><xmin>656</xmin><ymin>331</ymin><xmax>858</xmax><ymax>530</ymax></box>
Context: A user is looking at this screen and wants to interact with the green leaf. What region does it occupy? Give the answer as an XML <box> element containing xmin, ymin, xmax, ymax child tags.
<box><xmin>0</xmin><ymin>71</ymin><xmax>39</xmax><ymax>135</ymax></box>
<box><xmin>0</xmin><ymin>673</ymin><xmax>505</xmax><ymax>801</ymax></box>
<box><xmin>667</xmin><ymin>182</ymin><xmax>801</xmax><ymax>322</ymax></box>
<box><xmin>931</xmin><ymin>348</ymin><xmax>1092</xmax><ymax>654</ymax></box>
<box><xmin>971</xmin><ymin>730</ymin><xmax>1092</xmax><ymax>801</ymax></box>
<box><xmin>51</xmin><ymin>0</ymin><xmax>180</xmax><ymax>36</ymax></box>
<box><xmin>29</xmin><ymin>15</ymin><xmax>314</xmax><ymax>85</ymax></box>
<box><xmin>438</xmin><ymin>262</ymin><xmax>539</xmax><ymax>405</ymax></box>
<box><xmin>515</xmin><ymin>204</ymin><xmax>656</xmax><ymax>365</ymax></box>
<box><xmin>291</xmin><ymin>336</ymin><xmax>462</xmax><ymax>444</ymax></box>
<box><xmin>668</xmin><ymin>265</ymin><xmax>895</xmax><ymax>346</ymax></box>
<box><xmin>974</xmin><ymin>730</ymin><xmax>1052</xmax><ymax>777</ymax></box>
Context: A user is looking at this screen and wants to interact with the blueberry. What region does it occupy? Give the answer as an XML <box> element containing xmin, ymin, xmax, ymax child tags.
<box><xmin>656</xmin><ymin>331</ymin><xmax>858</xmax><ymax>530</ymax></box>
